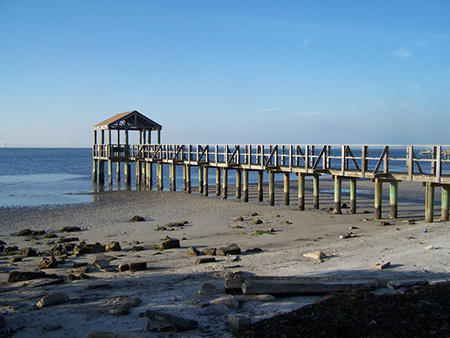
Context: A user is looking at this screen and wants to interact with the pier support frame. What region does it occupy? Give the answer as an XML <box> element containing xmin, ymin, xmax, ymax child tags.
<box><xmin>136</xmin><ymin>161</ymin><xmax>142</xmax><ymax>188</ymax></box>
<box><xmin>243</xmin><ymin>170</ymin><xmax>249</xmax><ymax>202</ymax></box>
<box><xmin>442</xmin><ymin>185</ymin><xmax>449</xmax><ymax>221</ymax></box>
<box><xmin>313</xmin><ymin>175</ymin><xmax>320</xmax><ymax>209</ymax></box>
<box><xmin>170</xmin><ymin>163</ymin><xmax>176</xmax><ymax>191</ymax></box>
<box><xmin>374</xmin><ymin>178</ymin><xmax>383</xmax><ymax>219</ymax></box>
<box><xmin>334</xmin><ymin>176</ymin><xmax>342</xmax><ymax>214</ymax></box>
<box><xmin>425</xmin><ymin>182</ymin><xmax>435</xmax><ymax>223</ymax></box>
<box><xmin>350</xmin><ymin>178</ymin><xmax>357</xmax><ymax>214</ymax></box>
<box><xmin>146</xmin><ymin>162</ymin><xmax>152</xmax><ymax>189</ymax></box>
<box><xmin>389</xmin><ymin>181</ymin><xmax>398</xmax><ymax>219</ymax></box>
<box><xmin>185</xmin><ymin>165</ymin><xmax>191</xmax><ymax>193</ymax></box>
<box><xmin>269</xmin><ymin>172</ymin><xmax>275</xmax><ymax>206</ymax></box>
<box><xmin>298</xmin><ymin>173</ymin><xmax>305</xmax><ymax>211</ymax></box>
<box><xmin>284</xmin><ymin>173</ymin><xmax>290</xmax><ymax>206</ymax></box>
<box><xmin>216</xmin><ymin>168</ymin><xmax>221</xmax><ymax>196</ymax></box>
<box><xmin>157</xmin><ymin>163</ymin><xmax>163</xmax><ymax>191</ymax></box>
<box><xmin>203</xmin><ymin>166</ymin><xmax>208</xmax><ymax>196</ymax></box>
<box><xmin>198</xmin><ymin>166</ymin><xmax>204</xmax><ymax>194</ymax></box>
<box><xmin>222</xmin><ymin>168</ymin><xmax>228</xmax><ymax>199</ymax></box>
<box><xmin>236</xmin><ymin>170</ymin><xmax>242</xmax><ymax>199</ymax></box>
<box><xmin>257</xmin><ymin>171</ymin><xmax>264</xmax><ymax>203</ymax></box>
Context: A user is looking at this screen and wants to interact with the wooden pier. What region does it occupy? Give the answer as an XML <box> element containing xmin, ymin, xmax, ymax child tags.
<box><xmin>93</xmin><ymin>111</ymin><xmax>450</xmax><ymax>223</ymax></box>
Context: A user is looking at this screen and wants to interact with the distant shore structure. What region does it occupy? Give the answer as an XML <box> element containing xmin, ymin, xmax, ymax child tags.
<box><xmin>92</xmin><ymin>111</ymin><xmax>450</xmax><ymax>223</ymax></box>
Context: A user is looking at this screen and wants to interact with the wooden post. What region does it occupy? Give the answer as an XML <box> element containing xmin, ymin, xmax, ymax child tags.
<box><xmin>183</xmin><ymin>165</ymin><xmax>187</xmax><ymax>191</ymax></box>
<box><xmin>284</xmin><ymin>173</ymin><xmax>290</xmax><ymax>206</ymax></box>
<box><xmin>116</xmin><ymin>130</ymin><xmax>121</xmax><ymax>182</ymax></box>
<box><xmin>374</xmin><ymin>178</ymin><xmax>382</xmax><ymax>219</ymax></box>
<box><xmin>186</xmin><ymin>165</ymin><xmax>191</xmax><ymax>193</ymax></box>
<box><xmin>146</xmin><ymin>162</ymin><xmax>152</xmax><ymax>188</ymax></box>
<box><xmin>425</xmin><ymin>182</ymin><xmax>435</xmax><ymax>223</ymax></box>
<box><xmin>135</xmin><ymin>161</ymin><xmax>141</xmax><ymax>188</ymax></box>
<box><xmin>98</xmin><ymin>160</ymin><xmax>105</xmax><ymax>185</ymax></box>
<box><xmin>92</xmin><ymin>130</ymin><xmax>97</xmax><ymax>181</ymax></box>
<box><xmin>170</xmin><ymin>163</ymin><xmax>176</xmax><ymax>191</ymax></box>
<box><xmin>203</xmin><ymin>166</ymin><xmax>208</xmax><ymax>196</ymax></box>
<box><xmin>350</xmin><ymin>178</ymin><xmax>357</xmax><ymax>214</ymax></box>
<box><xmin>198</xmin><ymin>166</ymin><xmax>204</xmax><ymax>194</ymax></box>
<box><xmin>313</xmin><ymin>175</ymin><xmax>319</xmax><ymax>209</ymax></box>
<box><xmin>157</xmin><ymin>163</ymin><xmax>163</xmax><ymax>191</ymax></box>
<box><xmin>441</xmin><ymin>185</ymin><xmax>449</xmax><ymax>221</ymax></box>
<box><xmin>222</xmin><ymin>168</ymin><xmax>228</xmax><ymax>199</ymax></box>
<box><xmin>334</xmin><ymin>176</ymin><xmax>342</xmax><ymax>214</ymax></box>
<box><xmin>258</xmin><ymin>171</ymin><xmax>263</xmax><ymax>202</ymax></box>
<box><xmin>269</xmin><ymin>172</ymin><xmax>275</xmax><ymax>206</ymax></box>
<box><xmin>298</xmin><ymin>173</ymin><xmax>305</xmax><ymax>211</ymax></box>
<box><xmin>243</xmin><ymin>169</ymin><xmax>249</xmax><ymax>202</ymax></box>
<box><xmin>124</xmin><ymin>128</ymin><xmax>130</xmax><ymax>185</ymax></box>
<box><xmin>216</xmin><ymin>168</ymin><xmax>221</xmax><ymax>196</ymax></box>
<box><xmin>389</xmin><ymin>181</ymin><xmax>398</xmax><ymax>219</ymax></box>
<box><xmin>236</xmin><ymin>169</ymin><xmax>242</xmax><ymax>199</ymax></box>
<box><xmin>108</xmin><ymin>129</ymin><xmax>113</xmax><ymax>185</ymax></box>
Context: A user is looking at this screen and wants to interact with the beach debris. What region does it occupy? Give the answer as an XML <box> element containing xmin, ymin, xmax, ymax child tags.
<box><xmin>196</xmin><ymin>257</ymin><xmax>216</xmax><ymax>264</ymax></box>
<box><xmin>102</xmin><ymin>296</ymin><xmax>142</xmax><ymax>316</ymax></box>
<box><xmin>250</xmin><ymin>218</ymin><xmax>263</xmax><ymax>225</ymax></box>
<box><xmin>86</xmin><ymin>331</ymin><xmax>146</xmax><ymax>338</ymax></box>
<box><xmin>373</xmin><ymin>261</ymin><xmax>391</xmax><ymax>270</ymax></box>
<box><xmin>378</xmin><ymin>221</ymin><xmax>391</xmax><ymax>227</ymax></box>
<box><xmin>10</xmin><ymin>256</ymin><xmax>22</xmax><ymax>263</ymax></box>
<box><xmin>348</xmin><ymin>226</ymin><xmax>359</xmax><ymax>230</ymax></box>
<box><xmin>245</xmin><ymin>247</ymin><xmax>263</xmax><ymax>253</ymax></box>
<box><xmin>166</xmin><ymin>221</ymin><xmax>188</xmax><ymax>228</ymax></box>
<box><xmin>425</xmin><ymin>245</ymin><xmax>436</xmax><ymax>250</ymax></box>
<box><xmin>73</xmin><ymin>262</ymin><xmax>88</xmax><ymax>268</ymax></box>
<box><xmin>186</xmin><ymin>247</ymin><xmax>201</xmax><ymax>256</ymax></box>
<box><xmin>37</xmin><ymin>292</ymin><xmax>69</xmax><ymax>307</ymax></box>
<box><xmin>145</xmin><ymin>309</ymin><xmax>198</xmax><ymax>332</ymax></box>
<box><xmin>253</xmin><ymin>228</ymin><xmax>275</xmax><ymax>236</ymax></box>
<box><xmin>233</xmin><ymin>224</ymin><xmax>244</xmax><ymax>229</ymax></box>
<box><xmin>118</xmin><ymin>262</ymin><xmax>147</xmax><ymax>272</ymax></box>
<box><xmin>7</xmin><ymin>270</ymin><xmax>60</xmax><ymax>283</ymax></box>
<box><xmin>105</xmin><ymin>241</ymin><xmax>121</xmax><ymax>252</ymax></box>
<box><xmin>249</xmin><ymin>212</ymin><xmax>258</xmax><ymax>216</ymax></box>
<box><xmin>224</xmin><ymin>272</ymin><xmax>246</xmax><ymax>291</ymax></box>
<box><xmin>3</xmin><ymin>246</ymin><xmax>19</xmax><ymax>255</ymax></box>
<box><xmin>157</xmin><ymin>238</ymin><xmax>180</xmax><ymax>250</ymax></box>
<box><xmin>59</xmin><ymin>226</ymin><xmax>82</xmax><ymax>233</ymax></box>
<box><xmin>236</xmin><ymin>216</ymin><xmax>244</xmax><ymax>222</ymax></box>
<box><xmin>155</xmin><ymin>226</ymin><xmax>166</xmax><ymax>231</ymax></box>
<box><xmin>341</xmin><ymin>203</ymin><xmax>348</xmax><ymax>209</ymax></box>
<box><xmin>22</xmin><ymin>247</ymin><xmax>37</xmax><ymax>257</ymax></box>
<box><xmin>211</xmin><ymin>295</ymin><xmax>240</xmax><ymax>309</ymax></box>
<box><xmin>202</xmin><ymin>247</ymin><xmax>217</xmax><ymax>256</ymax></box>
<box><xmin>44</xmin><ymin>233</ymin><xmax>58</xmax><ymax>239</ymax></box>
<box><xmin>339</xmin><ymin>232</ymin><xmax>358</xmax><ymax>239</ymax></box>
<box><xmin>303</xmin><ymin>251</ymin><xmax>326</xmax><ymax>262</ymax></box>
<box><xmin>228</xmin><ymin>314</ymin><xmax>251</xmax><ymax>330</ymax></box>
<box><xmin>16</xmin><ymin>229</ymin><xmax>45</xmax><ymax>237</ymax></box>
<box><xmin>93</xmin><ymin>255</ymin><xmax>111</xmax><ymax>270</ymax></box>
<box><xmin>281</xmin><ymin>220</ymin><xmax>292</xmax><ymax>225</ymax></box>
<box><xmin>37</xmin><ymin>256</ymin><xmax>58</xmax><ymax>269</ymax></box>
<box><xmin>57</xmin><ymin>236</ymin><xmax>79</xmax><ymax>243</ymax></box>
<box><xmin>74</xmin><ymin>242</ymin><xmax>105</xmax><ymax>255</ymax></box>
<box><xmin>216</xmin><ymin>244</ymin><xmax>241</xmax><ymax>256</ymax></box>
<box><xmin>387</xmin><ymin>279</ymin><xmax>428</xmax><ymax>290</ymax></box>
<box><xmin>227</xmin><ymin>255</ymin><xmax>240</xmax><ymax>262</ymax></box>
<box><xmin>131</xmin><ymin>215</ymin><xmax>145</xmax><ymax>222</ymax></box>
<box><xmin>198</xmin><ymin>283</ymin><xmax>224</xmax><ymax>296</ymax></box>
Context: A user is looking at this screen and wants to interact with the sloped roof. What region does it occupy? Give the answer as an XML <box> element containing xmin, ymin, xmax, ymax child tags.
<box><xmin>93</xmin><ymin>110</ymin><xmax>162</xmax><ymax>131</ymax></box>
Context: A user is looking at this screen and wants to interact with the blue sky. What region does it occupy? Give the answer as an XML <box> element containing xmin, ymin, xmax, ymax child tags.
<box><xmin>0</xmin><ymin>1</ymin><xmax>449</xmax><ymax>147</ymax></box>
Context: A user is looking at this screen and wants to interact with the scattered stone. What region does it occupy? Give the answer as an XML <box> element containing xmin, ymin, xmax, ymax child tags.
<box><xmin>37</xmin><ymin>256</ymin><xmax>58</xmax><ymax>269</ymax></box>
<box><xmin>249</xmin><ymin>212</ymin><xmax>258</xmax><ymax>216</ymax></box>
<box><xmin>22</xmin><ymin>247</ymin><xmax>37</xmax><ymax>257</ymax></box>
<box><xmin>105</xmin><ymin>241</ymin><xmax>121</xmax><ymax>252</ymax></box>
<box><xmin>74</xmin><ymin>242</ymin><xmax>105</xmax><ymax>255</ymax></box>
<box><xmin>85</xmin><ymin>283</ymin><xmax>111</xmax><ymax>290</ymax></box>
<box><xmin>157</xmin><ymin>238</ymin><xmax>180</xmax><ymax>250</ymax></box>
<box><xmin>326</xmin><ymin>207</ymin><xmax>333</xmax><ymax>213</ymax></box>
<box><xmin>145</xmin><ymin>309</ymin><xmax>198</xmax><ymax>332</ymax></box>
<box><xmin>200</xmin><ymin>304</ymin><xmax>229</xmax><ymax>316</ymax></box>
<box><xmin>228</xmin><ymin>314</ymin><xmax>251</xmax><ymax>330</ymax></box>
<box><xmin>198</xmin><ymin>283</ymin><xmax>224</xmax><ymax>296</ymax></box>
<box><xmin>233</xmin><ymin>224</ymin><xmax>244</xmax><ymax>229</ymax></box>
<box><xmin>303</xmin><ymin>251</ymin><xmax>326</xmax><ymax>262</ymax></box>
<box><xmin>44</xmin><ymin>234</ymin><xmax>58</xmax><ymax>239</ymax></box>
<box><xmin>59</xmin><ymin>226</ymin><xmax>82</xmax><ymax>232</ymax></box>
<box><xmin>245</xmin><ymin>248</ymin><xmax>263</xmax><ymax>253</ymax></box>
<box><xmin>378</xmin><ymin>221</ymin><xmax>391</xmax><ymax>226</ymax></box>
<box><xmin>387</xmin><ymin>279</ymin><xmax>428</xmax><ymax>290</ymax></box>
<box><xmin>69</xmin><ymin>266</ymin><xmax>89</xmax><ymax>274</ymax></box>
<box><xmin>224</xmin><ymin>273</ymin><xmax>246</xmax><ymax>291</ymax></box>
<box><xmin>3</xmin><ymin>246</ymin><xmax>19</xmax><ymax>255</ymax></box>
<box><xmin>93</xmin><ymin>255</ymin><xmax>111</xmax><ymax>270</ymax></box>
<box><xmin>236</xmin><ymin>216</ymin><xmax>244</xmax><ymax>222</ymax></box>
<box><xmin>73</xmin><ymin>262</ymin><xmax>88</xmax><ymax>268</ymax></box>
<box><xmin>42</xmin><ymin>325</ymin><xmax>62</xmax><ymax>332</ymax></box>
<box><xmin>130</xmin><ymin>246</ymin><xmax>144</xmax><ymax>252</ymax></box>
<box><xmin>348</xmin><ymin>226</ymin><xmax>359</xmax><ymax>230</ymax></box>
<box><xmin>16</xmin><ymin>229</ymin><xmax>32</xmax><ymax>236</ymax></box>
<box><xmin>186</xmin><ymin>247</ymin><xmax>201</xmax><ymax>256</ymax></box>
<box><xmin>166</xmin><ymin>221</ymin><xmax>188</xmax><ymax>227</ymax></box>
<box><xmin>281</xmin><ymin>220</ymin><xmax>292</xmax><ymax>225</ymax></box>
<box><xmin>36</xmin><ymin>292</ymin><xmax>69</xmax><ymax>307</ymax></box>
<box><xmin>373</xmin><ymin>261</ymin><xmax>391</xmax><ymax>270</ymax></box>
<box><xmin>102</xmin><ymin>296</ymin><xmax>142</xmax><ymax>316</ymax></box>
<box><xmin>118</xmin><ymin>262</ymin><xmax>147</xmax><ymax>272</ymax></box>
<box><xmin>250</xmin><ymin>218</ymin><xmax>263</xmax><ymax>225</ymax></box>
<box><xmin>211</xmin><ymin>295</ymin><xmax>240</xmax><ymax>309</ymax></box>
<box><xmin>58</xmin><ymin>237</ymin><xmax>79</xmax><ymax>243</ymax></box>
<box><xmin>155</xmin><ymin>226</ymin><xmax>167</xmax><ymax>231</ymax></box>
<box><xmin>341</xmin><ymin>203</ymin><xmax>348</xmax><ymax>208</ymax></box>
<box><xmin>339</xmin><ymin>233</ymin><xmax>358</xmax><ymax>239</ymax></box>
<box><xmin>7</xmin><ymin>271</ymin><xmax>59</xmax><ymax>283</ymax></box>
<box><xmin>10</xmin><ymin>256</ymin><xmax>22</xmax><ymax>263</ymax></box>
<box><xmin>86</xmin><ymin>331</ymin><xmax>147</xmax><ymax>338</ymax></box>
<box><xmin>67</xmin><ymin>273</ymin><xmax>89</xmax><ymax>281</ymax></box>
<box><xmin>216</xmin><ymin>244</ymin><xmax>241</xmax><ymax>256</ymax></box>
<box><xmin>227</xmin><ymin>255</ymin><xmax>240</xmax><ymax>262</ymax></box>
<box><xmin>425</xmin><ymin>245</ymin><xmax>436</xmax><ymax>250</ymax></box>
<box><xmin>253</xmin><ymin>229</ymin><xmax>274</xmax><ymax>236</ymax></box>
<box><xmin>131</xmin><ymin>216</ymin><xmax>145</xmax><ymax>222</ymax></box>
<box><xmin>238</xmin><ymin>294</ymin><xmax>276</xmax><ymax>302</ymax></box>
<box><xmin>202</xmin><ymin>247</ymin><xmax>217</xmax><ymax>256</ymax></box>
<box><xmin>196</xmin><ymin>257</ymin><xmax>216</xmax><ymax>264</ymax></box>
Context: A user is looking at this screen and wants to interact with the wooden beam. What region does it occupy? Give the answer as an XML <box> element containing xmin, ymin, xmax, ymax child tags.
<box><xmin>236</xmin><ymin>169</ymin><xmax>241</xmax><ymax>199</ymax></box>
<box><xmin>258</xmin><ymin>171</ymin><xmax>263</xmax><ymax>202</ymax></box>
<box><xmin>170</xmin><ymin>163</ymin><xmax>176</xmax><ymax>191</ymax></box>
<box><xmin>203</xmin><ymin>166</ymin><xmax>208</xmax><ymax>196</ymax></box>
<box><xmin>350</xmin><ymin>178</ymin><xmax>357</xmax><ymax>214</ymax></box>
<box><xmin>157</xmin><ymin>163</ymin><xmax>163</xmax><ymax>191</ymax></box>
<box><xmin>284</xmin><ymin>173</ymin><xmax>290</xmax><ymax>206</ymax></box>
<box><xmin>425</xmin><ymin>182</ymin><xmax>435</xmax><ymax>223</ymax></box>
<box><xmin>334</xmin><ymin>176</ymin><xmax>342</xmax><ymax>214</ymax></box>
<box><xmin>222</xmin><ymin>168</ymin><xmax>228</xmax><ymax>199</ymax></box>
<box><xmin>269</xmin><ymin>172</ymin><xmax>275</xmax><ymax>206</ymax></box>
<box><xmin>313</xmin><ymin>175</ymin><xmax>319</xmax><ymax>209</ymax></box>
<box><xmin>374</xmin><ymin>178</ymin><xmax>382</xmax><ymax>219</ymax></box>
<box><xmin>298</xmin><ymin>173</ymin><xmax>305</xmax><ymax>211</ymax></box>
<box><xmin>441</xmin><ymin>185</ymin><xmax>449</xmax><ymax>221</ymax></box>
<box><xmin>216</xmin><ymin>168</ymin><xmax>221</xmax><ymax>196</ymax></box>
<box><xmin>389</xmin><ymin>181</ymin><xmax>398</xmax><ymax>219</ymax></box>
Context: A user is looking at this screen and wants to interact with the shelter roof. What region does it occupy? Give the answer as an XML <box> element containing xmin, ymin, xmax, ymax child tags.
<box><xmin>93</xmin><ymin>110</ymin><xmax>162</xmax><ymax>131</ymax></box>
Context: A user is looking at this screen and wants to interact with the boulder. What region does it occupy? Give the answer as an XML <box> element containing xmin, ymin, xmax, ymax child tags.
<box><xmin>195</xmin><ymin>257</ymin><xmax>216</xmax><ymax>264</ymax></box>
<box><xmin>186</xmin><ymin>247</ymin><xmax>201</xmax><ymax>256</ymax></box>
<box><xmin>102</xmin><ymin>296</ymin><xmax>142</xmax><ymax>316</ymax></box>
<box><xmin>211</xmin><ymin>295</ymin><xmax>240</xmax><ymax>309</ymax></box>
<box><xmin>105</xmin><ymin>241</ymin><xmax>121</xmax><ymax>252</ymax></box>
<box><xmin>198</xmin><ymin>283</ymin><xmax>224</xmax><ymax>296</ymax></box>
<box><xmin>22</xmin><ymin>247</ymin><xmax>37</xmax><ymax>257</ymax></box>
<box><xmin>118</xmin><ymin>262</ymin><xmax>147</xmax><ymax>272</ymax></box>
<box><xmin>59</xmin><ymin>226</ymin><xmax>82</xmax><ymax>232</ymax></box>
<box><xmin>7</xmin><ymin>271</ymin><xmax>59</xmax><ymax>283</ymax></box>
<box><xmin>37</xmin><ymin>292</ymin><xmax>69</xmax><ymax>307</ymax></box>
<box><xmin>303</xmin><ymin>251</ymin><xmax>326</xmax><ymax>262</ymax></box>
<box><xmin>131</xmin><ymin>216</ymin><xmax>145</xmax><ymax>222</ymax></box>
<box><xmin>157</xmin><ymin>239</ymin><xmax>180</xmax><ymax>250</ymax></box>
<box><xmin>202</xmin><ymin>247</ymin><xmax>217</xmax><ymax>256</ymax></box>
<box><xmin>216</xmin><ymin>244</ymin><xmax>241</xmax><ymax>256</ymax></box>
<box><xmin>37</xmin><ymin>256</ymin><xmax>58</xmax><ymax>269</ymax></box>
<box><xmin>93</xmin><ymin>255</ymin><xmax>111</xmax><ymax>270</ymax></box>
<box><xmin>145</xmin><ymin>310</ymin><xmax>198</xmax><ymax>332</ymax></box>
<box><xmin>228</xmin><ymin>314</ymin><xmax>251</xmax><ymax>330</ymax></box>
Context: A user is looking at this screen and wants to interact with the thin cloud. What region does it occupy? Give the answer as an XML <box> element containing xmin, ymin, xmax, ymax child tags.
<box><xmin>395</xmin><ymin>46</ymin><xmax>411</xmax><ymax>59</ymax></box>
<box><xmin>290</xmin><ymin>111</ymin><xmax>324</xmax><ymax>116</ymax></box>
<box><xmin>303</xmin><ymin>39</ymin><xmax>312</xmax><ymax>48</ymax></box>
<box><xmin>258</xmin><ymin>108</ymin><xmax>281</xmax><ymax>112</ymax></box>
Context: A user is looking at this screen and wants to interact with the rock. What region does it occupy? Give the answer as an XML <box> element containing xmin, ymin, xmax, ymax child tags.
<box><xmin>37</xmin><ymin>292</ymin><xmax>69</xmax><ymax>307</ymax></box>
<box><xmin>155</xmin><ymin>226</ymin><xmax>166</xmax><ymax>231</ymax></box>
<box><xmin>198</xmin><ymin>283</ymin><xmax>224</xmax><ymax>296</ymax></box>
<box><xmin>378</xmin><ymin>221</ymin><xmax>391</xmax><ymax>226</ymax></box>
<box><xmin>250</xmin><ymin>218</ymin><xmax>263</xmax><ymax>225</ymax></box>
<box><xmin>373</xmin><ymin>261</ymin><xmax>391</xmax><ymax>270</ymax></box>
<box><xmin>238</xmin><ymin>294</ymin><xmax>276</xmax><ymax>302</ymax></box>
<box><xmin>157</xmin><ymin>238</ymin><xmax>180</xmax><ymax>250</ymax></box>
<box><xmin>341</xmin><ymin>203</ymin><xmax>348</xmax><ymax>208</ymax></box>
<box><xmin>228</xmin><ymin>314</ymin><xmax>251</xmax><ymax>329</ymax></box>
<box><xmin>131</xmin><ymin>216</ymin><xmax>145</xmax><ymax>222</ymax></box>
<box><xmin>4</xmin><ymin>246</ymin><xmax>19</xmax><ymax>255</ymax></box>
<box><xmin>200</xmin><ymin>304</ymin><xmax>229</xmax><ymax>316</ymax></box>
<box><xmin>22</xmin><ymin>247</ymin><xmax>37</xmax><ymax>257</ymax></box>
<box><xmin>16</xmin><ymin>229</ymin><xmax>45</xmax><ymax>236</ymax></box>
<box><xmin>7</xmin><ymin>271</ymin><xmax>60</xmax><ymax>283</ymax></box>
<box><xmin>195</xmin><ymin>257</ymin><xmax>216</xmax><ymax>264</ymax></box>
<box><xmin>0</xmin><ymin>315</ymin><xmax>5</xmax><ymax>328</ymax></box>
<box><xmin>425</xmin><ymin>245</ymin><xmax>436</xmax><ymax>250</ymax></box>
<box><xmin>211</xmin><ymin>295</ymin><xmax>240</xmax><ymax>309</ymax></box>
<box><xmin>93</xmin><ymin>255</ymin><xmax>112</xmax><ymax>270</ymax></box>
<box><xmin>245</xmin><ymin>248</ymin><xmax>263</xmax><ymax>253</ymax></box>
<box><xmin>166</xmin><ymin>221</ymin><xmax>188</xmax><ymax>227</ymax></box>
<box><xmin>387</xmin><ymin>279</ymin><xmax>428</xmax><ymax>290</ymax></box>
<box><xmin>73</xmin><ymin>262</ymin><xmax>88</xmax><ymax>268</ymax></box>
<box><xmin>105</xmin><ymin>241</ymin><xmax>121</xmax><ymax>252</ymax></box>
<box><xmin>86</xmin><ymin>332</ymin><xmax>147</xmax><ymax>338</ymax></box>
<box><xmin>227</xmin><ymin>255</ymin><xmax>240</xmax><ymax>262</ymax></box>
<box><xmin>224</xmin><ymin>273</ymin><xmax>246</xmax><ymax>291</ymax></box>
<box><xmin>68</xmin><ymin>273</ymin><xmax>89</xmax><ymax>281</ymax></box>
<box><xmin>202</xmin><ymin>247</ymin><xmax>216</xmax><ymax>256</ymax></box>
<box><xmin>44</xmin><ymin>234</ymin><xmax>58</xmax><ymax>238</ymax></box>
<box><xmin>303</xmin><ymin>251</ymin><xmax>326</xmax><ymax>262</ymax></box>
<box><xmin>37</xmin><ymin>256</ymin><xmax>58</xmax><ymax>269</ymax></box>
<box><xmin>281</xmin><ymin>220</ymin><xmax>292</xmax><ymax>225</ymax></box>
<box><xmin>236</xmin><ymin>216</ymin><xmax>244</xmax><ymax>222</ymax></box>
<box><xmin>74</xmin><ymin>242</ymin><xmax>105</xmax><ymax>255</ymax></box>
<box><xmin>216</xmin><ymin>244</ymin><xmax>241</xmax><ymax>256</ymax></box>
<box><xmin>118</xmin><ymin>262</ymin><xmax>147</xmax><ymax>272</ymax></box>
<box><xmin>59</xmin><ymin>226</ymin><xmax>82</xmax><ymax>232</ymax></box>
<box><xmin>145</xmin><ymin>310</ymin><xmax>198</xmax><ymax>332</ymax></box>
<box><xmin>101</xmin><ymin>296</ymin><xmax>141</xmax><ymax>316</ymax></box>
<box><xmin>186</xmin><ymin>247</ymin><xmax>201</xmax><ymax>256</ymax></box>
<box><xmin>249</xmin><ymin>212</ymin><xmax>258</xmax><ymax>216</ymax></box>
<box><xmin>130</xmin><ymin>246</ymin><xmax>144</xmax><ymax>252</ymax></box>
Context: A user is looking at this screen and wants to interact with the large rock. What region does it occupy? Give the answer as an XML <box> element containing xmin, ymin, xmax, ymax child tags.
<box><xmin>93</xmin><ymin>255</ymin><xmax>111</xmax><ymax>270</ymax></box>
<box><xmin>22</xmin><ymin>247</ymin><xmax>37</xmax><ymax>257</ymax></box>
<box><xmin>118</xmin><ymin>262</ymin><xmax>147</xmax><ymax>272</ymax></box>
<box><xmin>186</xmin><ymin>247</ymin><xmax>201</xmax><ymax>256</ymax></box>
<box><xmin>37</xmin><ymin>256</ymin><xmax>58</xmax><ymax>269</ymax></box>
<box><xmin>157</xmin><ymin>239</ymin><xmax>180</xmax><ymax>250</ymax></box>
<box><xmin>202</xmin><ymin>247</ymin><xmax>217</xmax><ymax>256</ymax></box>
<box><xmin>216</xmin><ymin>244</ymin><xmax>241</xmax><ymax>256</ymax></box>
<box><xmin>7</xmin><ymin>271</ymin><xmax>60</xmax><ymax>283</ymax></box>
<box><xmin>86</xmin><ymin>331</ymin><xmax>147</xmax><ymax>338</ymax></box>
<box><xmin>145</xmin><ymin>310</ymin><xmax>198</xmax><ymax>332</ymax></box>
<box><xmin>105</xmin><ymin>241</ymin><xmax>121</xmax><ymax>252</ymax></box>
<box><xmin>37</xmin><ymin>292</ymin><xmax>69</xmax><ymax>307</ymax></box>
<box><xmin>102</xmin><ymin>296</ymin><xmax>142</xmax><ymax>316</ymax></box>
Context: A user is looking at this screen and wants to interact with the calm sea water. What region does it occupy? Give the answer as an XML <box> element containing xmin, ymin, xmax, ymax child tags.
<box><xmin>0</xmin><ymin>147</ymin><xmax>443</xmax><ymax>207</ymax></box>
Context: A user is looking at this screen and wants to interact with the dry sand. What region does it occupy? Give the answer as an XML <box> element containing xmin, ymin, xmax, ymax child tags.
<box><xmin>1</xmin><ymin>179</ymin><xmax>449</xmax><ymax>337</ymax></box>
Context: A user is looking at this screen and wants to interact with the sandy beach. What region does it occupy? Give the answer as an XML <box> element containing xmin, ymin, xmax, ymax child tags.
<box><xmin>1</xmin><ymin>179</ymin><xmax>449</xmax><ymax>337</ymax></box>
